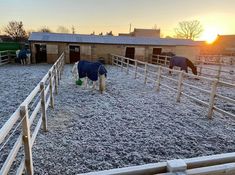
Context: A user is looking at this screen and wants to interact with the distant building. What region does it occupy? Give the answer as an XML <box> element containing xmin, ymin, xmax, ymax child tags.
<box><xmin>29</xmin><ymin>32</ymin><xmax>199</xmax><ymax>64</ymax></box>
<box><xmin>0</xmin><ymin>35</ymin><xmax>13</xmax><ymax>42</ymax></box>
<box><xmin>200</xmin><ymin>35</ymin><xmax>235</xmax><ymax>55</ymax></box>
<box><xmin>119</xmin><ymin>28</ymin><xmax>160</xmax><ymax>38</ymax></box>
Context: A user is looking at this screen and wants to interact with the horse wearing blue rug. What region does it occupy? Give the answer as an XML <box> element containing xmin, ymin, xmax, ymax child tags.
<box><xmin>169</xmin><ymin>56</ymin><xmax>197</xmax><ymax>75</ymax></box>
<box><xmin>72</xmin><ymin>60</ymin><xmax>107</xmax><ymax>93</ymax></box>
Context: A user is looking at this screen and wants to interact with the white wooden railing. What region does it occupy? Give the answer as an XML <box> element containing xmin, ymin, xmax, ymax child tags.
<box><xmin>0</xmin><ymin>52</ymin><xmax>65</xmax><ymax>175</ymax></box>
<box><xmin>0</xmin><ymin>50</ymin><xmax>16</xmax><ymax>65</ymax></box>
<box><xmin>111</xmin><ymin>54</ymin><xmax>235</xmax><ymax>119</ymax></box>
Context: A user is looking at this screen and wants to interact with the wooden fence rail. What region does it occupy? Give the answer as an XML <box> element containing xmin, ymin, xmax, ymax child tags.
<box><xmin>78</xmin><ymin>152</ymin><xmax>235</xmax><ymax>175</ymax></box>
<box><xmin>0</xmin><ymin>52</ymin><xmax>65</xmax><ymax>175</ymax></box>
<box><xmin>0</xmin><ymin>50</ymin><xmax>17</xmax><ymax>65</ymax></box>
<box><xmin>111</xmin><ymin>54</ymin><xmax>235</xmax><ymax>119</ymax></box>
<box><xmin>149</xmin><ymin>54</ymin><xmax>235</xmax><ymax>83</ymax></box>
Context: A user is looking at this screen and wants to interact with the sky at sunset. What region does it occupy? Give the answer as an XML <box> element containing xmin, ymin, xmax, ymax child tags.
<box><xmin>0</xmin><ymin>0</ymin><xmax>235</xmax><ymax>41</ymax></box>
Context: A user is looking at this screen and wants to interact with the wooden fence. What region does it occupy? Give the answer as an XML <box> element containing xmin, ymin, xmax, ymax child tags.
<box><xmin>79</xmin><ymin>152</ymin><xmax>235</xmax><ymax>175</ymax></box>
<box><xmin>197</xmin><ymin>55</ymin><xmax>235</xmax><ymax>65</ymax></box>
<box><xmin>111</xmin><ymin>54</ymin><xmax>235</xmax><ymax>119</ymax></box>
<box><xmin>0</xmin><ymin>52</ymin><xmax>65</xmax><ymax>175</ymax></box>
<box><xmin>149</xmin><ymin>54</ymin><xmax>235</xmax><ymax>83</ymax></box>
<box><xmin>0</xmin><ymin>50</ymin><xmax>16</xmax><ymax>65</ymax></box>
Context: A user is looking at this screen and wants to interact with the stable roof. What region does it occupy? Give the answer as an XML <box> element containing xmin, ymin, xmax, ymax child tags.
<box><xmin>29</xmin><ymin>32</ymin><xmax>197</xmax><ymax>46</ymax></box>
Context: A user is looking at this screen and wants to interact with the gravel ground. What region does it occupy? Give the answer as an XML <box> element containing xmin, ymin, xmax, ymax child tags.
<box><xmin>0</xmin><ymin>64</ymin><xmax>51</xmax><ymax>128</ymax></box>
<box><xmin>28</xmin><ymin>65</ymin><xmax>235</xmax><ymax>175</ymax></box>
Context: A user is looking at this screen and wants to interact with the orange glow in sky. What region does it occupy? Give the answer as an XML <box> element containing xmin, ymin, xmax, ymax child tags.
<box><xmin>0</xmin><ymin>0</ymin><xmax>235</xmax><ymax>41</ymax></box>
<box><xmin>200</xmin><ymin>27</ymin><xmax>219</xmax><ymax>44</ymax></box>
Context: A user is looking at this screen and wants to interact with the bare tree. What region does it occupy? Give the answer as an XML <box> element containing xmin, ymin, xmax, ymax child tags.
<box><xmin>57</xmin><ymin>26</ymin><xmax>69</xmax><ymax>33</ymax></box>
<box><xmin>174</xmin><ymin>20</ymin><xmax>203</xmax><ymax>40</ymax></box>
<box><xmin>106</xmin><ymin>31</ymin><xmax>113</xmax><ymax>36</ymax></box>
<box><xmin>4</xmin><ymin>21</ymin><xmax>27</xmax><ymax>41</ymax></box>
<box><xmin>39</xmin><ymin>26</ymin><xmax>52</xmax><ymax>33</ymax></box>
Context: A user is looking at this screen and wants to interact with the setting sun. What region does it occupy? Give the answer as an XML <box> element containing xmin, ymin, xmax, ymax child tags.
<box><xmin>200</xmin><ymin>27</ymin><xmax>220</xmax><ymax>44</ymax></box>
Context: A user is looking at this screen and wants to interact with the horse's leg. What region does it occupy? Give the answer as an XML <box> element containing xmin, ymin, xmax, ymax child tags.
<box><xmin>84</xmin><ymin>77</ymin><xmax>88</xmax><ymax>88</ymax></box>
<box><xmin>99</xmin><ymin>74</ymin><xmax>106</xmax><ymax>94</ymax></box>
<box><xmin>169</xmin><ymin>66</ymin><xmax>173</xmax><ymax>75</ymax></box>
<box><xmin>92</xmin><ymin>81</ymin><xmax>97</xmax><ymax>90</ymax></box>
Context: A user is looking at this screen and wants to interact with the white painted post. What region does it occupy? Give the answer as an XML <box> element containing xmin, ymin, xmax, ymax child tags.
<box><xmin>144</xmin><ymin>63</ymin><xmax>148</xmax><ymax>84</ymax></box>
<box><xmin>156</xmin><ymin>66</ymin><xmax>162</xmax><ymax>91</ymax></box>
<box><xmin>134</xmin><ymin>60</ymin><xmax>138</xmax><ymax>79</ymax></box>
<box><xmin>40</xmin><ymin>82</ymin><xmax>47</xmax><ymax>131</ymax></box>
<box><xmin>208</xmin><ymin>79</ymin><xmax>218</xmax><ymax>119</ymax></box>
<box><xmin>157</xmin><ymin>55</ymin><xmax>160</xmax><ymax>64</ymax></box>
<box><xmin>176</xmin><ymin>71</ymin><xmax>184</xmax><ymax>102</ymax></box>
<box><xmin>20</xmin><ymin>105</ymin><xmax>33</xmax><ymax>175</ymax></box>
<box><xmin>126</xmin><ymin>58</ymin><xmax>129</xmax><ymax>74</ymax></box>
<box><xmin>49</xmin><ymin>71</ymin><xmax>55</xmax><ymax>109</ymax></box>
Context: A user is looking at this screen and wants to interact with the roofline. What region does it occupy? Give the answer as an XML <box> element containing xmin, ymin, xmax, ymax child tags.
<box><xmin>29</xmin><ymin>40</ymin><xmax>197</xmax><ymax>47</ymax></box>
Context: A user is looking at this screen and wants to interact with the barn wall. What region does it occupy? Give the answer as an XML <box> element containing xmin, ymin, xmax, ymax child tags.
<box><xmin>91</xmin><ymin>44</ymin><xmax>124</xmax><ymax>64</ymax></box>
<box><xmin>174</xmin><ymin>46</ymin><xmax>200</xmax><ymax>62</ymax></box>
<box><xmin>30</xmin><ymin>41</ymin><xmax>200</xmax><ymax>64</ymax></box>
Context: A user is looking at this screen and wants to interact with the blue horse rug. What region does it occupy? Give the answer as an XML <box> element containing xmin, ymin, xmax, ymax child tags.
<box><xmin>77</xmin><ymin>60</ymin><xmax>107</xmax><ymax>81</ymax></box>
<box><xmin>170</xmin><ymin>56</ymin><xmax>188</xmax><ymax>71</ymax></box>
<box><xmin>169</xmin><ymin>56</ymin><xmax>197</xmax><ymax>75</ymax></box>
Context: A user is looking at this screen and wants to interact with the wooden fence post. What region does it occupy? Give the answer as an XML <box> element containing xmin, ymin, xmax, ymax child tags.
<box><xmin>157</xmin><ymin>55</ymin><xmax>160</xmax><ymax>64</ymax></box>
<box><xmin>164</xmin><ymin>56</ymin><xmax>167</xmax><ymax>66</ymax></box>
<box><xmin>40</xmin><ymin>82</ymin><xmax>48</xmax><ymax>131</ymax></box>
<box><xmin>111</xmin><ymin>55</ymin><xmax>114</xmax><ymax>65</ymax></box>
<box><xmin>156</xmin><ymin>66</ymin><xmax>162</xmax><ymax>91</ymax></box>
<box><xmin>199</xmin><ymin>65</ymin><xmax>202</xmax><ymax>76</ymax></box>
<box><xmin>134</xmin><ymin>61</ymin><xmax>138</xmax><ymax>79</ymax></box>
<box><xmin>176</xmin><ymin>71</ymin><xmax>184</xmax><ymax>102</ymax></box>
<box><xmin>49</xmin><ymin>71</ymin><xmax>55</xmax><ymax>109</ymax></box>
<box><xmin>208</xmin><ymin>79</ymin><xmax>218</xmax><ymax>119</ymax></box>
<box><xmin>54</xmin><ymin>69</ymin><xmax>58</xmax><ymax>95</ymax></box>
<box><xmin>59</xmin><ymin>63</ymin><xmax>62</xmax><ymax>80</ymax></box>
<box><xmin>144</xmin><ymin>63</ymin><xmax>148</xmax><ymax>84</ymax></box>
<box><xmin>121</xmin><ymin>57</ymin><xmax>124</xmax><ymax>71</ymax></box>
<box><xmin>216</xmin><ymin>64</ymin><xmax>222</xmax><ymax>80</ymax></box>
<box><xmin>126</xmin><ymin>58</ymin><xmax>129</xmax><ymax>74</ymax></box>
<box><xmin>20</xmin><ymin>105</ymin><xmax>33</xmax><ymax>175</ymax></box>
<box><xmin>7</xmin><ymin>51</ymin><xmax>11</xmax><ymax>63</ymax></box>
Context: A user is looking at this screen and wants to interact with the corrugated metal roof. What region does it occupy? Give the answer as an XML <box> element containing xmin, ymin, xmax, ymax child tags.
<box><xmin>28</xmin><ymin>32</ymin><xmax>197</xmax><ymax>46</ymax></box>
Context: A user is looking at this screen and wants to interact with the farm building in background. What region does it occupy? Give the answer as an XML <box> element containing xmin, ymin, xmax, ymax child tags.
<box><xmin>119</xmin><ymin>28</ymin><xmax>161</xmax><ymax>38</ymax></box>
<box><xmin>28</xmin><ymin>32</ymin><xmax>200</xmax><ymax>64</ymax></box>
<box><xmin>200</xmin><ymin>35</ymin><xmax>235</xmax><ymax>56</ymax></box>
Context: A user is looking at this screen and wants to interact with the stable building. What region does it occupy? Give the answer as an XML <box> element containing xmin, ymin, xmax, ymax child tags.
<box><xmin>28</xmin><ymin>32</ymin><xmax>199</xmax><ymax>64</ymax></box>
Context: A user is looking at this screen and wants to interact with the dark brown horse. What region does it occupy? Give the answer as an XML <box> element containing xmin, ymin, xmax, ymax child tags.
<box><xmin>169</xmin><ymin>56</ymin><xmax>197</xmax><ymax>75</ymax></box>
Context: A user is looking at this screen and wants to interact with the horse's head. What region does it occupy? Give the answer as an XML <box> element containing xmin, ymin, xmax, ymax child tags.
<box><xmin>192</xmin><ymin>65</ymin><xmax>197</xmax><ymax>75</ymax></box>
<box><xmin>187</xmin><ymin>59</ymin><xmax>197</xmax><ymax>75</ymax></box>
